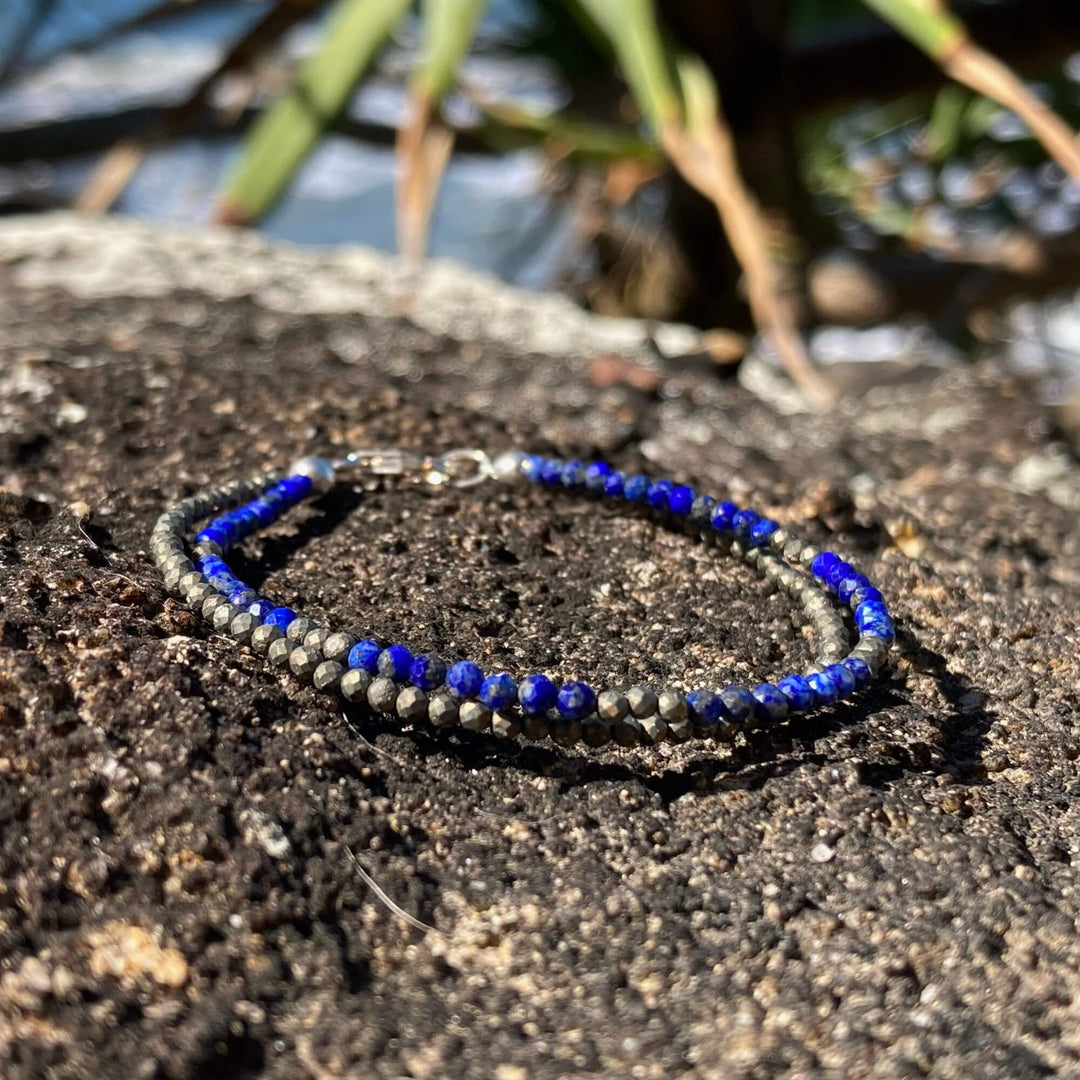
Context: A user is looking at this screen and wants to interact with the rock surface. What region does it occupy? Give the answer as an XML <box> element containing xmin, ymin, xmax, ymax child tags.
<box><xmin>1</xmin><ymin>214</ymin><xmax>1079</xmax><ymax>1080</ymax></box>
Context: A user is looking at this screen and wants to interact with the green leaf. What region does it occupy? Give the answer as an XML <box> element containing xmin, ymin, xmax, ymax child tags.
<box><xmin>413</xmin><ymin>0</ymin><xmax>487</xmax><ymax>100</ymax></box>
<box><xmin>859</xmin><ymin>0</ymin><xmax>965</xmax><ymax>60</ymax></box>
<box><xmin>218</xmin><ymin>0</ymin><xmax>411</xmax><ymax>223</ymax></box>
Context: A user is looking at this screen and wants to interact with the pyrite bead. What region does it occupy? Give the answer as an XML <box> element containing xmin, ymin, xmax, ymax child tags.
<box><xmin>340</xmin><ymin>668</ymin><xmax>372</xmax><ymax>702</ymax></box>
<box><xmin>597</xmin><ymin>690</ymin><xmax>629</xmax><ymax>723</ymax></box>
<box><xmin>397</xmin><ymin>686</ymin><xmax>429</xmax><ymax>722</ymax></box>
<box><xmin>250</xmin><ymin>623</ymin><xmax>284</xmax><ymax>654</ymax></box>
<box><xmin>429</xmin><ymin>694</ymin><xmax>459</xmax><ymax>728</ymax></box>
<box><xmin>286</xmin><ymin>617</ymin><xmax>317</xmax><ymax>644</ymax></box>
<box><xmin>313</xmin><ymin>661</ymin><xmax>344</xmax><ymax>692</ymax></box>
<box><xmin>268</xmin><ymin>638</ymin><xmax>293</xmax><ymax>668</ymax></box>
<box><xmin>459</xmin><ymin>701</ymin><xmax>492</xmax><ymax>733</ymax></box>
<box><xmin>289</xmin><ymin>647</ymin><xmax>321</xmax><ymax>679</ymax></box>
<box><xmin>367</xmin><ymin>676</ymin><xmax>399</xmax><ymax>714</ymax></box>
<box><xmin>627</xmin><ymin>686</ymin><xmax>658</xmax><ymax>719</ymax></box>
<box><xmin>229</xmin><ymin>613</ymin><xmax>257</xmax><ymax>644</ymax></box>
<box><xmin>323</xmin><ymin>631</ymin><xmax>357</xmax><ymax>665</ymax></box>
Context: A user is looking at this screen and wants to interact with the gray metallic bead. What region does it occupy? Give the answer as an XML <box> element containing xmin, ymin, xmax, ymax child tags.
<box><xmin>230</xmin><ymin>612</ymin><xmax>257</xmax><ymax>645</ymax></box>
<box><xmin>289</xmin><ymin>456</ymin><xmax>336</xmax><ymax>494</ymax></box>
<box><xmin>666</xmin><ymin>716</ymin><xmax>693</xmax><ymax>743</ymax></box>
<box><xmin>799</xmin><ymin>545</ymin><xmax>820</xmax><ymax>567</ymax></box>
<box><xmin>313</xmin><ymin>660</ymin><xmax>344</xmax><ymax>692</ymax></box>
<box><xmin>201</xmin><ymin>593</ymin><xmax>229</xmax><ymax>621</ymax></box>
<box><xmin>396</xmin><ymin>686</ymin><xmax>429</xmax><ymax>722</ymax></box>
<box><xmin>491</xmin><ymin>711</ymin><xmax>522</xmax><ymax>739</ymax></box>
<box><xmin>610</xmin><ymin>715</ymin><xmax>642</xmax><ymax>748</ymax></box>
<box><xmin>162</xmin><ymin>565</ymin><xmax>186</xmax><ymax>592</ymax></box>
<box><xmin>268</xmin><ymin>638</ymin><xmax>293</xmax><ymax>668</ymax></box>
<box><xmin>782</xmin><ymin>538</ymin><xmax>804</xmax><ymax>564</ymax></box>
<box><xmin>688</xmin><ymin>495</ymin><xmax>716</xmax><ymax>528</ymax></box>
<box><xmin>769</xmin><ymin>528</ymin><xmax>790</xmax><ymax>551</ymax></box>
<box><xmin>626</xmin><ymin>685</ymin><xmax>658</xmax><ymax>719</ymax></box>
<box><xmin>303</xmin><ymin>628</ymin><xmax>332</xmax><ymax>654</ymax></box>
<box><xmin>549</xmin><ymin>717</ymin><xmax>583</xmax><ymax>748</ymax></box>
<box><xmin>323</xmin><ymin>631</ymin><xmax>357</xmax><ymax>666</ymax></box>
<box><xmin>185</xmin><ymin>583</ymin><xmax>215</xmax><ymax>608</ymax></box>
<box><xmin>428</xmin><ymin>693</ymin><xmax>459</xmax><ymax>728</ymax></box>
<box><xmin>367</xmin><ymin>676</ymin><xmax>399</xmax><ymax>714</ymax></box>
<box><xmin>581</xmin><ymin>717</ymin><xmax>611</xmax><ymax>748</ymax></box>
<box><xmin>596</xmin><ymin>690</ymin><xmax>629</xmax><ymax>723</ymax></box>
<box><xmin>250</xmin><ymin>623</ymin><xmax>284</xmax><ymax>654</ymax></box>
<box><xmin>178</xmin><ymin>571</ymin><xmax>205</xmax><ymax>598</ymax></box>
<box><xmin>286</xmin><ymin>617</ymin><xmax>317</xmax><ymax>644</ymax></box>
<box><xmin>340</xmin><ymin>668</ymin><xmax>372</xmax><ymax>702</ymax></box>
<box><xmin>731</xmin><ymin>540</ymin><xmax>747</xmax><ymax>560</ymax></box>
<box><xmin>459</xmin><ymin>700</ymin><xmax>492</xmax><ymax>733</ymax></box>
<box><xmin>658</xmin><ymin>690</ymin><xmax>688</xmax><ymax>723</ymax></box>
<box><xmin>817</xmin><ymin>640</ymin><xmax>847</xmax><ymax>662</ymax></box>
<box><xmin>521</xmin><ymin>712</ymin><xmax>550</xmax><ymax>742</ymax></box>
<box><xmin>638</xmin><ymin>714</ymin><xmax>668</xmax><ymax>746</ymax></box>
<box><xmin>212</xmin><ymin>602</ymin><xmax>240</xmax><ymax>633</ymax></box>
<box><xmin>192</xmin><ymin>540</ymin><xmax>224</xmax><ymax>559</ymax></box>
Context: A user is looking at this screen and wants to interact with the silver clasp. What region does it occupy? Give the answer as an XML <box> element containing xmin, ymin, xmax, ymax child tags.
<box><xmin>333</xmin><ymin>447</ymin><xmax>495</xmax><ymax>488</ymax></box>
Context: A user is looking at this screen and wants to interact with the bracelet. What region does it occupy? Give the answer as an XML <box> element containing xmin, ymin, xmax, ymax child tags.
<box><xmin>150</xmin><ymin>448</ymin><xmax>894</xmax><ymax>749</ymax></box>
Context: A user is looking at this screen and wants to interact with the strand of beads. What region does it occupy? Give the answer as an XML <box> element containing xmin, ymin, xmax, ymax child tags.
<box><xmin>150</xmin><ymin>451</ymin><xmax>893</xmax><ymax>749</ymax></box>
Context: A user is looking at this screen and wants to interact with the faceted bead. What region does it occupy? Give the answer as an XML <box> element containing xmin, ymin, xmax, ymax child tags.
<box><xmin>459</xmin><ymin>701</ymin><xmax>492</xmax><ymax>732</ymax></box>
<box><xmin>732</xmin><ymin>509</ymin><xmax>759</xmax><ymax>541</ymax></box>
<box><xmin>687</xmin><ymin>689</ymin><xmax>722</xmax><ymax>727</ymax></box>
<box><xmin>447</xmin><ymin>660</ymin><xmax>484</xmax><ymax>699</ymax></box>
<box><xmin>596</xmin><ymin>690</ymin><xmax>629</xmax><ymax>723</ymax></box>
<box><xmin>521</xmin><ymin>454</ymin><xmax>546</xmax><ymax>483</ymax></box>
<box><xmin>410</xmin><ymin>653</ymin><xmax>447</xmax><ymax>692</ymax></box>
<box><xmin>658</xmin><ymin>691</ymin><xmax>688</xmax><ymax>723</ymax></box>
<box><xmin>751</xmin><ymin>683</ymin><xmax>788</xmax><ymax>723</ymax></box>
<box><xmin>668</xmin><ymin>485</ymin><xmax>695</xmax><ymax>515</ymax></box>
<box><xmin>264</xmin><ymin>606</ymin><xmax>298</xmax><ymax>632</ymax></box>
<box><xmin>584</xmin><ymin>462</ymin><xmax>612</xmax><ymax>491</ymax></box>
<box><xmin>557</xmin><ymin>681</ymin><xmax>596</xmax><ymax>721</ymax></box>
<box><xmin>710</xmin><ymin>500</ymin><xmax>738</xmax><ymax>532</ymax></box>
<box><xmin>540</xmin><ymin>458</ymin><xmax>565</xmax><ymax>485</ymax></box>
<box><xmin>278</xmin><ymin>474</ymin><xmax>314</xmax><ymax>503</ymax></box>
<box><xmin>228</xmin><ymin>586</ymin><xmax>258</xmax><ymax>609</ymax></box>
<box><xmin>855</xmin><ymin>600</ymin><xmax>890</xmax><ymax>628</ymax></box>
<box><xmin>842</xmin><ymin>656</ymin><xmax>872</xmax><ymax>687</ymax></box>
<box><xmin>689</xmin><ymin>494</ymin><xmax>717</xmax><ymax>527</ymax></box>
<box><xmin>249</xmin><ymin>599</ymin><xmax>275</xmax><ymax>621</ymax></box>
<box><xmin>518</xmin><ymin>674</ymin><xmax>558</xmax><ymax>715</ymax></box>
<box><xmin>367</xmin><ymin>677</ymin><xmax>399</xmax><ymax>714</ymax></box>
<box><xmin>623</xmin><ymin>476</ymin><xmax>649</xmax><ymax>504</ymax></box>
<box><xmin>250</xmin><ymin>623</ymin><xmax>284</xmax><ymax>654</ymax></box>
<box><xmin>807</xmin><ymin>670</ymin><xmax>839</xmax><ymax>706</ymax></box>
<box><xmin>323</xmin><ymin>631</ymin><xmax>357</xmax><ymax>665</ymax></box>
<box><xmin>480</xmin><ymin>673</ymin><xmax>517</xmax><ymax>711</ymax></box>
<box><xmin>313</xmin><ymin>661</ymin><xmax>344</xmax><ymax>692</ymax></box>
<box><xmin>750</xmin><ymin>519</ymin><xmax>780</xmax><ymax>547</ymax></box>
<box><xmin>603</xmin><ymin>471</ymin><xmax>626</xmax><ymax>498</ymax></box>
<box><xmin>837</xmin><ymin>573</ymin><xmax>870</xmax><ymax>605</ymax></box>
<box><xmin>824</xmin><ymin>662</ymin><xmax>856</xmax><ymax>698</ymax></box>
<box><xmin>626</xmin><ymin>685</ymin><xmax>658</xmax><ymax>718</ymax></box>
<box><xmin>851</xmin><ymin>585</ymin><xmax>883</xmax><ymax>608</ymax></box>
<box><xmin>289</xmin><ymin>647</ymin><xmax>321</xmax><ymax>679</ymax></box>
<box><xmin>229</xmin><ymin>613</ymin><xmax>257</xmax><ymax>645</ymax></box>
<box><xmin>340</xmin><ymin>668</ymin><xmax>372</xmax><ymax>702</ymax></box>
<box><xmin>348</xmin><ymin>639</ymin><xmax>382</xmax><ymax>673</ymax></box>
<box><xmin>429</xmin><ymin>694</ymin><xmax>459</xmax><ymax>727</ymax></box>
<box><xmin>777</xmin><ymin>674</ymin><xmax>814</xmax><ymax>713</ymax></box>
<box><xmin>286</xmin><ymin>617</ymin><xmax>315</xmax><ymax>644</ymax></box>
<box><xmin>582</xmin><ymin>717</ymin><xmax>612</xmax><ymax>747</ymax></box>
<box><xmin>396</xmin><ymin>686</ymin><xmax>429</xmax><ymax>722</ymax></box>
<box><xmin>378</xmin><ymin>644</ymin><xmax>414</xmax><ymax>682</ymax></box>
<box><xmin>646</xmin><ymin>479</ymin><xmax>674</xmax><ymax>509</ymax></box>
<box><xmin>811</xmin><ymin>552</ymin><xmax>841</xmax><ymax>582</ymax></box>
<box><xmin>491</xmin><ymin>712</ymin><xmax>522</xmax><ymax>740</ymax></box>
<box><xmin>719</xmin><ymin>685</ymin><xmax>756</xmax><ymax>725</ymax></box>
<box><xmin>825</xmin><ymin>560</ymin><xmax>853</xmax><ymax>591</ymax></box>
<box><xmin>196</xmin><ymin>525</ymin><xmax>229</xmax><ymax>549</ymax></box>
<box><xmin>561</xmin><ymin>460</ymin><xmax>587</xmax><ymax>488</ymax></box>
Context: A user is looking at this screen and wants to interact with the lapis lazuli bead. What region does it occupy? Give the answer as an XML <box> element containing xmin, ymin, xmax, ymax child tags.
<box><xmin>518</xmin><ymin>674</ymin><xmax>557</xmax><ymax>715</ymax></box>
<box><xmin>646</xmin><ymin>479</ymin><xmax>674</xmax><ymax>509</ymax></box>
<box><xmin>825</xmin><ymin>559</ymin><xmax>853</xmax><ymax>591</ymax></box>
<box><xmin>623</xmin><ymin>475</ymin><xmax>650</xmax><ymax>504</ymax></box>
<box><xmin>687</xmin><ymin>689</ymin><xmax>722</xmax><ymax>726</ymax></box>
<box><xmin>265</xmin><ymin>606</ymin><xmax>298</xmax><ymax>632</ymax></box>
<box><xmin>861</xmin><ymin>621</ymin><xmax>895</xmax><ymax>646</ymax></box>
<box><xmin>710</xmin><ymin>500</ymin><xmax>738</xmax><ymax>532</ymax></box>
<box><xmin>824</xmin><ymin>663</ymin><xmax>856</xmax><ymax>697</ymax></box>
<box><xmin>751</xmin><ymin>683</ymin><xmax>788</xmax><ymax>723</ymax></box>
<box><xmin>811</xmin><ymin>552</ymin><xmax>841</xmax><ymax>581</ymax></box>
<box><xmin>689</xmin><ymin>494</ymin><xmax>716</xmax><ymax>527</ymax></box>
<box><xmin>719</xmin><ymin>685</ymin><xmax>756</xmax><ymax>724</ymax></box>
<box><xmin>584</xmin><ymin>462</ymin><xmax>612</xmax><ymax>492</ymax></box>
<box><xmin>732</xmin><ymin>509</ymin><xmax>759</xmax><ymax>541</ymax></box>
<box><xmin>750</xmin><ymin>518</ymin><xmax>779</xmax><ymax>547</ymax></box>
<box><xmin>855</xmin><ymin>600</ymin><xmax>890</xmax><ymax>630</ymax></box>
<box><xmin>228</xmin><ymin>586</ymin><xmax>257</xmax><ymax>609</ymax></box>
<box><xmin>480</xmin><ymin>673</ymin><xmax>518</xmax><ymax>711</ymax></box>
<box><xmin>196</xmin><ymin>524</ymin><xmax>229</xmax><ymax>549</ymax></box>
<box><xmin>851</xmin><ymin>585</ymin><xmax>883</xmax><ymax>608</ymax></box>
<box><xmin>522</xmin><ymin>455</ymin><xmax>545</xmax><ymax>483</ymax></box>
<box><xmin>378</xmin><ymin>644</ymin><xmax>413</xmax><ymax>682</ymax></box>
<box><xmin>603</xmin><ymin>471</ymin><xmax>625</xmax><ymax>498</ymax></box>
<box><xmin>249</xmin><ymin>599</ymin><xmax>275</xmax><ymax>621</ymax></box>
<box><xmin>667</xmin><ymin>485</ymin><xmax>695</xmax><ymax>515</ymax></box>
<box><xmin>807</xmin><ymin>670</ymin><xmax>839</xmax><ymax>706</ymax></box>
<box><xmin>251</xmin><ymin>499</ymin><xmax>278</xmax><ymax>527</ymax></box>
<box><xmin>540</xmin><ymin>458</ymin><xmax>565</xmax><ymax>485</ymax></box>
<box><xmin>558</xmin><ymin>681</ymin><xmax>596</xmax><ymax>721</ymax></box>
<box><xmin>837</xmin><ymin>573</ymin><xmax>870</xmax><ymax>605</ymax></box>
<box><xmin>447</xmin><ymin>660</ymin><xmax>484</xmax><ymax>698</ymax></box>
<box><xmin>348</xmin><ymin>639</ymin><xmax>382</xmax><ymax>673</ymax></box>
<box><xmin>279</xmin><ymin>474</ymin><xmax>314</xmax><ymax>502</ymax></box>
<box><xmin>410</xmin><ymin>653</ymin><xmax>447</xmax><ymax>692</ymax></box>
<box><xmin>842</xmin><ymin>656</ymin><xmax>872</xmax><ymax>687</ymax></box>
<box><xmin>561</xmin><ymin>460</ymin><xmax>586</xmax><ymax>488</ymax></box>
<box><xmin>777</xmin><ymin>674</ymin><xmax>814</xmax><ymax>713</ymax></box>
<box><xmin>208</xmin><ymin>569</ymin><xmax>237</xmax><ymax>592</ymax></box>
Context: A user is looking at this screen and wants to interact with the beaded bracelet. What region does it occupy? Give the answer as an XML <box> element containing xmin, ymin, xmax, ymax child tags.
<box><xmin>150</xmin><ymin>448</ymin><xmax>894</xmax><ymax>749</ymax></box>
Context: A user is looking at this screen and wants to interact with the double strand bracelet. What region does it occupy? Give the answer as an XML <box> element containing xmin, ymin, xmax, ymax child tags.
<box><xmin>150</xmin><ymin>448</ymin><xmax>894</xmax><ymax>749</ymax></box>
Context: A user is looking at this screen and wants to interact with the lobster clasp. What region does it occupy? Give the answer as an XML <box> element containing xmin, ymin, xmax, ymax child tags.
<box><xmin>421</xmin><ymin>449</ymin><xmax>495</xmax><ymax>488</ymax></box>
<box><xmin>334</xmin><ymin>447</ymin><xmax>494</xmax><ymax>488</ymax></box>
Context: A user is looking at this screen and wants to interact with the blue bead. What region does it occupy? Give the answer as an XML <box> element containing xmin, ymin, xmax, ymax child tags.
<box><xmin>646</xmin><ymin>479</ymin><xmax>674</xmax><ymax>509</ymax></box>
<box><xmin>378</xmin><ymin>644</ymin><xmax>413</xmax><ymax>682</ymax></box>
<box><xmin>265</xmin><ymin>606</ymin><xmax>298</xmax><ymax>631</ymax></box>
<box><xmin>348</xmin><ymin>639</ymin><xmax>382</xmax><ymax>673</ymax></box>
<box><xmin>751</xmin><ymin>683</ymin><xmax>789</xmax><ymax>723</ymax></box>
<box><xmin>249</xmin><ymin>599</ymin><xmax>275</xmax><ymax>620</ymax></box>
<box><xmin>807</xmin><ymin>670</ymin><xmax>839</xmax><ymax>706</ymax></box>
<box><xmin>750</xmin><ymin>518</ymin><xmax>779</xmax><ymax>547</ymax></box>
<box><xmin>851</xmin><ymin>585</ymin><xmax>883</xmax><ymax>608</ymax></box>
<box><xmin>251</xmin><ymin>499</ymin><xmax>278</xmax><ymax>527</ymax></box>
<box><xmin>710</xmin><ymin>500</ymin><xmax>738</xmax><ymax>532</ymax></box>
<box><xmin>842</xmin><ymin>656</ymin><xmax>872</xmax><ymax>687</ymax></box>
<box><xmin>824</xmin><ymin>663</ymin><xmax>856</xmax><ymax>698</ymax></box>
<box><xmin>409</xmin><ymin>653</ymin><xmax>447</xmax><ymax>691</ymax></box>
<box><xmin>208</xmin><ymin>569</ymin><xmax>237</xmax><ymax>592</ymax></box>
<box><xmin>837</xmin><ymin>573</ymin><xmax>870</xmax><ymax>605</ymax></box>
<box><xmin>540</xmin><ymin>458</ymin><xmax>565</xmax><ymax>485</ymax></box>
<box><xmin>557</xmin><ymin>681</ymin><xmax>596</xmax><ymax>721</ymax></box>
<box><xmin>279</xmin><ymin>474</ymin><xmax>314</xmax><ymax>502</ymax></box>
<box><xmin>687</xmin><ymin>689</ymin><xmax>722</xmax><ymax>727</ymax></box>
<box><xmin>689</xmin><ymin>494</ymin><xmax>716</xmax><ymax>527</ymax></box>
<box><xmin>197</xmin><ymin>555</ymin><xmax>227</xmax><ymax>577</ymax></box>
<box><xmin>481</xmin><ymin>673</ymin><xmax>518</xmax><ymax>711</ymax></box>
<box><xmin>228</xmin><ymin>586</ymin><xmax>257</xmax><ymax>608</ymax></box>
<box><xmin>522</xmin><ymin>455</ymin><xmax>546</xmax><ymax>483</ymax></box>
<box><xmin>447</xmin><ymin>660</ymin><xmax>484</xmax><ymax>698</ymax></box>
<box><xmin>623</xmin><ymin>475</ymin><xmax>650</xmax><ymax>504</ymax></box>
<box><xmin>732</xmin><ymin>509</ymin><xmax>759</xmax><ymax>541</ymax></box>
<box><xmin>825</xmin><ymin>559</ymin><xmax>853</xmax><ymax>591</ymax></box>
<box><xmin>234</xmin><ymin>507</ymin><xmax>261</xmax><ymax>536</ymax></box>
<box><xmin>855</xmin><ymin>600</ymin><xmax>890</xmax><ymax>630</ymax></box>
<box><xmin>777</xmin><ymin>674</ymin><xmax>814</xmax><ymax>713</ymax></box>
<box><xmin>719</xmin><ymin>685</ymin><xmax>756</xmax><ymax>725</ymax></box>
<box><xmin>861</xmin><ymin>622</ymin><xmax>895</xmax><ymax>646</ymax></box>
<box><xmin>811</xmin><ymin>552</ymin><xmax>841</xmax><ymax>581</ymax></box>
<box><xmin>584</xmin><ymin>462</ymin><xmax>612</xmax><ymax>491</ymax></box>
<box><xmin>603</xmin><ymin>471</ymin><xmax>626</xmax><ymax>498</ymax></box>
<box><xmin>518</xmin><ymin>674</ymin><xmax>558</xmax><ymax>714</ymax></box>
<box><xmin>196</xmin><ymin>525</ymin><xmax>229</xmax><ymax>548</ymax></box>
<box><xmin>668</xmin><ymin>485</ymin><xmax>695</xmax><ymax>515</ymax></box>
<box><xmin>561</xmin><ymin>460</ymin><xmax>587</xmax><ymax>488</ymax></box>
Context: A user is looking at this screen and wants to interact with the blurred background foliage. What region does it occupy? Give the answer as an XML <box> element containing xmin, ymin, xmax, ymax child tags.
<box><xmin>3</xmin><ymin>0</ymin><xmax>1080</xmax><ymax>410</ymax></box>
